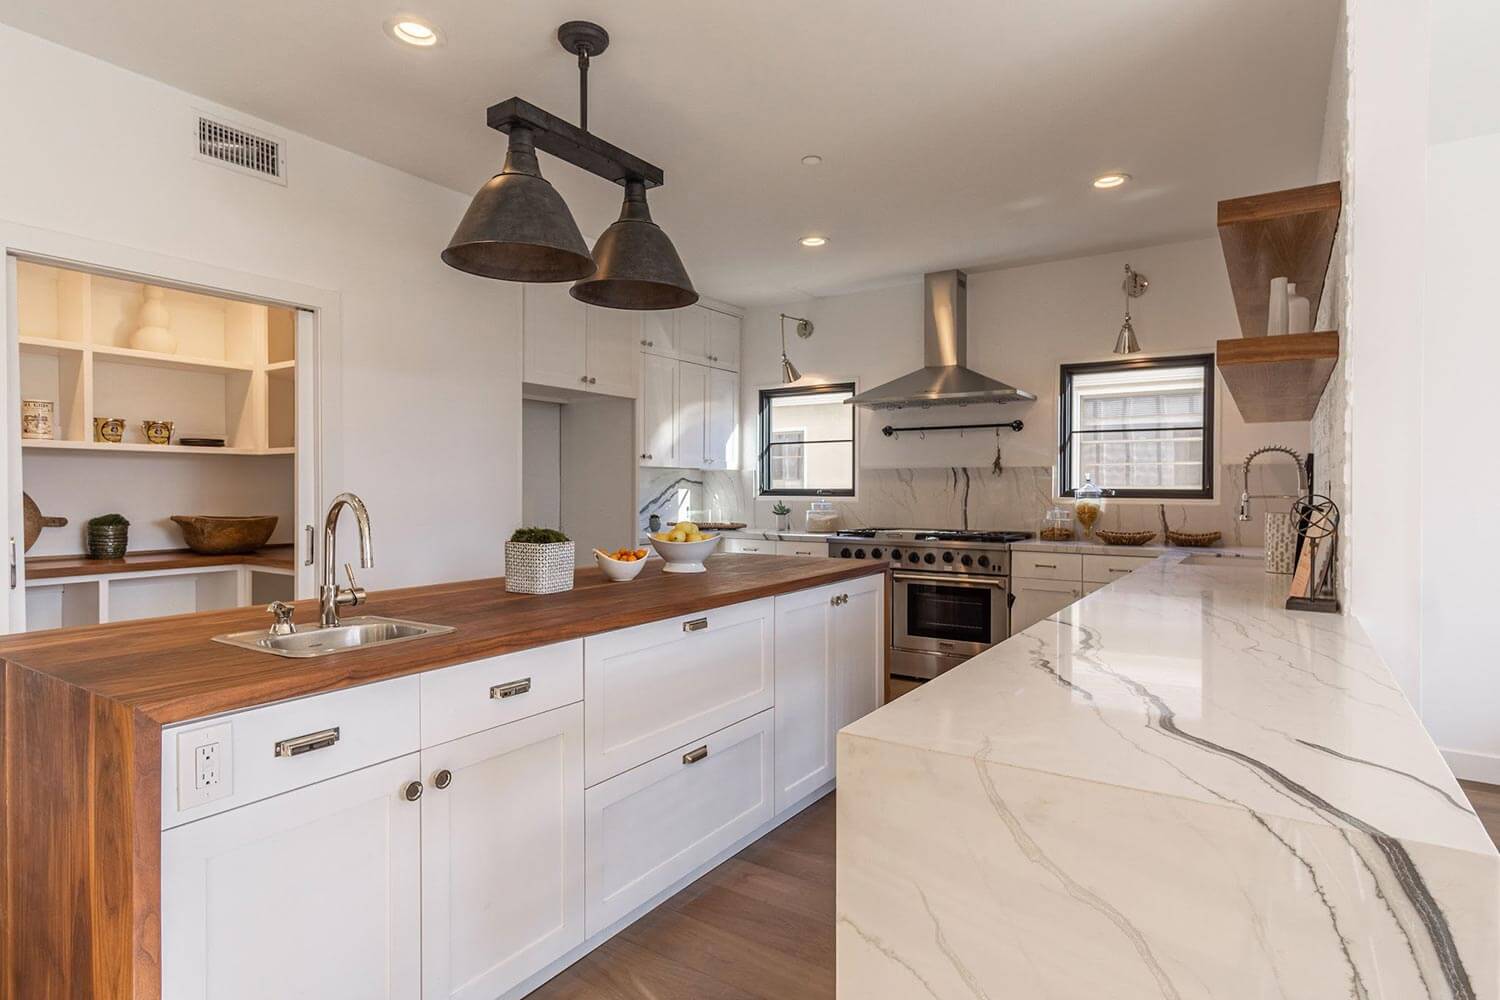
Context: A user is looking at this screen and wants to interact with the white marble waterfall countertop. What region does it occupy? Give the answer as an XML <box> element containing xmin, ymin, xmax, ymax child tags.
<box><xmin>837</xmin><ymin>551</ymin><xmax>1497</xmax><ymax>1000</ymax></box>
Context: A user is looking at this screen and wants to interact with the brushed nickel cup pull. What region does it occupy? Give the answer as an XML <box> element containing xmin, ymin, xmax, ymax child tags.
<box><xmin>490</xmin><ymin>678</ymin><xmax>533</xmax><ymax>700</ymax></box>
<box><xmin>434</xmin><ymin>769</ymin><xmax>453</xmax><ymax>790</ymax></box>
<box><xmin>274</xmin><ymin>727</ymin><xmax>340</xmax><ymax>758</ymax></box>
<box><xmin>404</xmin><ymin>780</ymin><xmax>424</xmax><ymax>802</ymax></box>
<box><xmin>682</xmin><ymin>745</ymin><xmax>709</xmax><ymax>765</ymax></box>
<box><xmin>683</xmin><ymin>617</ymin><xmax>708</xmax><ymax>632</ymax></box>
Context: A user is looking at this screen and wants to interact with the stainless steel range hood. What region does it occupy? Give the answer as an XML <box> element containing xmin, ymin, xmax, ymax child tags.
<box><xmin>846</xmin><ymin>270</ymin><xmax>1036</xmax><ymax>409</ymax></box>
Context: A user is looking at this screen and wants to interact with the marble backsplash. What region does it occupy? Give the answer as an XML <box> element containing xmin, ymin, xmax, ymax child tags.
<box><xmin>639</xmin><ymin>463</ymin><xmax>1302</xmax><ymax>547</ymax></box>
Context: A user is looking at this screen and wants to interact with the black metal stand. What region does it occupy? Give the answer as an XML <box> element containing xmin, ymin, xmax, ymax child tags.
<box><xmin>881</xmin><ymin>420</ymin><xmax>1024</xmax><ymax>437</ymax></box>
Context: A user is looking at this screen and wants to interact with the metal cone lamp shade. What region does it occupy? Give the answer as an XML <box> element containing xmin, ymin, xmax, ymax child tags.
<box><xmin>571</xmin><ymin>179</ymin><xmax>698</xmax><ymax>309</ymax></box>
<box><xmin>1113</xmin><ymin>317</ymin><xmax>1141</xmax><ymax>355</ymax></box>
<box><xmin>442</xmin><ymin>126</ymin><xmax>596</xmax><ymax>282</ymax></box>
<box><xmin>781</xmin><ymin>353</ymin><xmax>803</xmax><ymax>384</ymax></box>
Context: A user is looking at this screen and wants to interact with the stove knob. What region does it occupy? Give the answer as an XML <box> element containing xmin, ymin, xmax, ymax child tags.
<box><xmin>840</xmin><ymin>547</ymin><xmax>852</xmax><ymax>558</ymax></box>
<box><xmin>923</xmin><ymin>553</ymin><xmax>936</xmax><ymax>565</ymax></box>
<box><xmin>977</xmin><ymin>554</ymin><xmax>991</xmax><ymax>568</ymax></box>
<box><xmin>908</xmin><ymin>552</ymin><xmax>920</xmax><ymax>564</ymax></box>
<box><xmin>890</xmin><ymin>549</ymin><xmax>902</xmax><ymax>560</ymax></box>
<box><xmin>854</xmin><ymin>548</ymin><xmax>867</xmax><ymax>559</ymax></box>
<box><xmin>961</xmin><ymin>554</ymin><xmax>973</xmax><ymax>567</ymax></box>
<box><xmin>942</xmin><ymin>552</ymin><xmax>954</xmax><ymax>563</ymax></box>
<box><xmin>871</xmin><ymin>548</ymin><xmax>884</xmax><ymax>559</ymax></box>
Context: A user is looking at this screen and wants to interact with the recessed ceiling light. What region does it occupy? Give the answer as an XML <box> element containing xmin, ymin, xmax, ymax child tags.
<box><xmin>1093</xmin><ymin>172</ymin><xmax>1131</xmax><ymax>189</ymax></box>
<box><xmin>799</xmin><ymin>235</ymin><xmax>828</xmax><ymax>247</ymax></box>
<box><xmin>801</xmin><ymin>155</ymin><xmax>823</xmax><ymax>167</ymax></box>
<box><xmin>386</xmin><ymin>16</ymin><xmax>441</xmax><ymax>47</ymax></box>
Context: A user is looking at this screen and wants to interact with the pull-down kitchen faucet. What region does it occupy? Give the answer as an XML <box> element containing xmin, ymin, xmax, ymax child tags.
<box><xmin>320</xmin><ymin>492</ymin><xmax>373</xmax><ymax>627</ymax></box>
<box><xmin>1237</xmin><ymin>445</ymin><xmax>1309</xmax><ymax>521</ymax></box>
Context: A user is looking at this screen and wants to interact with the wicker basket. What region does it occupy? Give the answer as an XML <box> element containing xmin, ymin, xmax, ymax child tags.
<box><xmin>1095</xmin><ymin>529</ymin><xmax>1156</xmax><ymax>546</ymax></box>
<box><xmin>505</xmin><ymin>541</ymin><xmax>576</xmax><ymax>594</ymax></box>
<box><xmin>1165</xmin><ymin>529</ymin><xmax>1222</xmax><ymax>548</ymax></box>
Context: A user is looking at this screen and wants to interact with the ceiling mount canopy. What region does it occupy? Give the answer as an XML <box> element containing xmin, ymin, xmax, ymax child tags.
<box><xmin>442</xmin><ymin>21</ymin><xmax>696</xmax><ymax>308</ymax></box>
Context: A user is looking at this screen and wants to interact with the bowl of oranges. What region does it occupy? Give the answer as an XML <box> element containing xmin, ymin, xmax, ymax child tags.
<box><xmin>595</xmin><ymin>546</ymin><xmax>651</xmax><ymax>582</ymax></box>
<box><xmin>649</xmin><ymin>522</ymin><xmax>720</xmax><ymax>574</ymax></box>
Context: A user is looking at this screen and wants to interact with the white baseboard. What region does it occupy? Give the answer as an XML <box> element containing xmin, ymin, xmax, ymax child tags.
<box><xmin>502</xmin><ymin>779</ymin><xmax>837</xmax><ymax>1000</ymax></box>
<box><xmin>1442</xmin><ymin>747</ymin><xmax>1500</xmax><ymax>785</ymax></box>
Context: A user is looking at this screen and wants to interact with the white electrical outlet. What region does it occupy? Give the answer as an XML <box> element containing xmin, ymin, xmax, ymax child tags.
<box><xmin>177</xmin><ymin>722</ymin><xmax>233</xmax><ymax>810</ymax></box>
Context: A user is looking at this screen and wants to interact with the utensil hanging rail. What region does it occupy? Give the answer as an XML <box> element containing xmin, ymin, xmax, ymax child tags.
<box><xmin>881</xmin><ymin>419</ymin><xmax>1024</xmax><ymax>438</ymax></box>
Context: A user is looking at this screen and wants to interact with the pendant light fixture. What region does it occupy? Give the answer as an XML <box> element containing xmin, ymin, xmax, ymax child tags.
<box><xmin>442</xmin><ymin>21</ymin><xmax>696</xmax><ymax>309</ymax></box>
<box><xmin>779</xmin><ymin>313</ymin><xmax>813</xmax><ymax>383</ymax></box>
<box><xmin>1113</xmin><ymin>263</ymin><xmax>1147</xmax><ymax>355</ymax></box>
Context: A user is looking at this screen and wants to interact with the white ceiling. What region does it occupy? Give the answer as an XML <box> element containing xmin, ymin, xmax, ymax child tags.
<box><xmin>0</xmin><ymin>0</ymin><xmax>1340</xmax><ymax>306</ymax></box>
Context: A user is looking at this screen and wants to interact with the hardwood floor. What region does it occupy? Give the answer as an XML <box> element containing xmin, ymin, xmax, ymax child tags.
<box><xmin>530</xmin><ymin>783</ymin><xmax>1500</xmax><ymax>1000</ymax></box>
<box><xmin>530</xmin><ymin>793</ymin><xmax>836</xmax><ymax>1000</ymax></box>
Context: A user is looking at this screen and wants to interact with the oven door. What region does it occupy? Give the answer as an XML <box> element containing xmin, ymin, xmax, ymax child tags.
<box><xmin>892</xmin><ymin>571</ymin><xmax>1009</xmax><ymax>659</ymax></box>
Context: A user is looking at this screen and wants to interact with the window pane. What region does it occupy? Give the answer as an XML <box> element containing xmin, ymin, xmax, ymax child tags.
<box><xmin>767</xmin><ymin>391</ymin><xmax>853</xmax><ymax>441</ymax></box>
<box><xmin>760</xmin><ymin>385</ymin><xmax>856</xmax><ymax>495</ymax></box>
<box><xmin>1064</xmin><ymin>361</ymin><xmax>1209</xmax><ymax>495</ymax></box>
<box><xmin>769</xmin><ymin>441</ymin><xmax>853</xmax><ymax>491</ymax></box>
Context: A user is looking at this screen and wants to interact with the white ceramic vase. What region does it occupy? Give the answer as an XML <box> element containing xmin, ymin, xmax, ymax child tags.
<box><xmin>1266</xmin><ymin>276</ymin><xmax>1289</xmax><ymax>335</ymax></box>
<box><xmin>131</xmin><ymin>287</ymin><xmax>178</xmax><ymax>354</ymax></box>
<box><xmin>1286</xmin><ymin>282</ymin><xmax>1312</xmax><ymax>334</ymax></box>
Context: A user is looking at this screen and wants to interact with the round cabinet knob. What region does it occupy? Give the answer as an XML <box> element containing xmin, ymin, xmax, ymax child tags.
<box><xmin>908</xmin><ymin>552</ymin><xmax>920</xmax><ymax>564</ymax></box>
<box><xmin>960</xmin><ymin>554</ymin><xmax>973</xmax><ymax>567</ymax></box>
<box><xmin>434</xmin><ymin>769</ymin><xmax>453</xmax><ymax>790</ymax></box>
<box><xmin>977</xmin><ymin>554</ymin><xmax>991</xmax><ymax>568</ymax></box>
<box><xmin>871</xmin><ymin>547</ymin><xmax>884</xmax><ymax>559</ymax></box>
<box><xmin>942</xmin><ymin>552</ymin><xmax>954</xmax><ymax>563</ymax></box>
<box><xmin>854</xmin><ymin>548</ymin><xmax>867</xmax><ymax>559</ymax></box>
<box><xmin>403</xmin><ymin>780</ymin><xmax>424</xmax><ymax>802</ymax></box>
<box><xmin>923</xmin><ymin>553</ymin><xmax>936</xmax><ymax>565</ymax></box>
<box><xmin>840</xmin><ymin>547</ymin><xmax>852</xmax><ymax>558</ymax></box>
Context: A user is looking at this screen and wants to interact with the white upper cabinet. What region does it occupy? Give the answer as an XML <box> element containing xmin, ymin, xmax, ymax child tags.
<box><xmin>584</xmin><ymin>305</ymin><xmax>640</xmax><ymax>398</ymax></box>
<box><xmin>676</xmin><ymin>361</ymin><xmax>709</xmax><ymax>469</ymax></box>
<box><xmin>522</xmin><ymin>284</ymin><xmax>587</xmax><ymax>390</ymax></box>
<box><xmin>640</xmin><ymin>309</ymin><xmax>677</xmax><ymax>359</ymax></box>
<box><xmin>706</xmin><ymin>310</ymin><xmax>741</xmax><ymax>372</ymax></box>
<box><xmin>674</xmin><ymin>306</ymin><xmax>710</xmax><ymax>365</ymax></box>
<box><xmin>522</xmin><ymin>285</ymin><xmax>639</xmax><ymax>398</ymax></box>
<box><xmin>637</xmin><ymin>353</ymin><xmax>677</xmax><ymax>467</ymax></box>
<box><xmin>706</xmin><ymin>367</ymin><xmax>739</xmax><ymax>469</ymax></box>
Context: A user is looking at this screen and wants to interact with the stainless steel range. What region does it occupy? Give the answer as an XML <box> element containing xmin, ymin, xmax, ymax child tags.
<box><xmin>827</xmin><ymin>528</ymin><xmax>1031</xmax><ymax>689</ymax></box>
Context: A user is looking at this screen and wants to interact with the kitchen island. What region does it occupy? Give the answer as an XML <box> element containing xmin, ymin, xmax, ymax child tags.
<box><xmin>838</xmin><ymin>551</ymin><xmax>1497</xmax><ymax>1000</ymax></box>
<box><xmin>0</xmin><ymin>553</ymin><xmax>887</xmax><ymax>999</ymax></box>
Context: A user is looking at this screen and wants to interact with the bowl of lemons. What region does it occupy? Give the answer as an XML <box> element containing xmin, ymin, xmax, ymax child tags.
<box><xmin>649</xmin><ymin>522</ymin><xmax>721</xmax><ymax>574</ymax></box>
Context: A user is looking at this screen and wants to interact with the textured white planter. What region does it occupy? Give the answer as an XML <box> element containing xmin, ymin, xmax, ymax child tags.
<box><xmin>505</xmin><ymin>541</ymin><xmax>576</xmax><ymax>594</ymax></box>
<box><xmin>1264</xmin><ymin>512</ymin><xmax>1297</xmax><ymax>574</ymax></box>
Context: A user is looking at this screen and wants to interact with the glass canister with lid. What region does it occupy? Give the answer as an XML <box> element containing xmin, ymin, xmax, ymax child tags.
<box><xmin>1040</xmin><ymin>505</ymin><xmax>1075</xmax><ymax>541</ymax></box>
<box><xmin>1073</xmin><ymin>474</ymin><xmax>1106</xmax><ymax>538</ymax></box>
<box><xmin>805</xmin><ymin>499</ymin><xmax>841</xmax><ymax>533</ymax></box>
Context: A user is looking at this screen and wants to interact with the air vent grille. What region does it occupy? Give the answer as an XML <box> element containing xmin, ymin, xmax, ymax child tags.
<box><xmin>196</xmin><ymin>115</ymin><xmax>285</xmax><ymax>183</ymax></box>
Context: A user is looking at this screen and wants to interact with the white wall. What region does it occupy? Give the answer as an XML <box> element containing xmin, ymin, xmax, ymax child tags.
<box><xmin>521</xmin><ymin>400</ymin><xmax>561</xmax><ymax>530</ymax></box>
<box><xmin>740</xmin><ymin>238</ymin><xmax>1310</xmax><ymax>527</ymax></box>
<box><xmin>0</xmin><ymin>24</ymin><xmax>521</xmax><ymax>590</ymax></box>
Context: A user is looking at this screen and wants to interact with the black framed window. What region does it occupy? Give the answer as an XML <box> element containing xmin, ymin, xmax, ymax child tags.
<box><xmin>758</xmin><ymin>383</ymin><xmax>856</xmax><ymax>497</ymax></box>
<box><xmin>1058</xmin><ymin>355</ymin><xmax>1214</xmax><ymax>499</ymax></box>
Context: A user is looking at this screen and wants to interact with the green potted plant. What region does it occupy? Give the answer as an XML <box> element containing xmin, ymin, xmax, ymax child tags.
<box><xmin>86</xmin><ymin>513</ymin><xmax>130</xmax><ymax>560</ymax></box>
<box><xmin>505</xmin><ymin>527</ymin><xmax>575</xmax><ymax>594</ymax></box>
<box><xmin>771</xmin><ymin>502</ymin><xmax>792</xmax><ymax>532</ymax></box>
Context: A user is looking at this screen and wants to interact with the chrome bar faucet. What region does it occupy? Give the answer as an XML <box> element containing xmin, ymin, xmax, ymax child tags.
<box><xmin>320</xmin><ymin>492</ymin><xmax>373</xmax><ymax>627</ymax></box>
<box><xmin>1237</xmin><ymin>445</ymin><xmax>1309</xmax><ymax>521</ymax></box>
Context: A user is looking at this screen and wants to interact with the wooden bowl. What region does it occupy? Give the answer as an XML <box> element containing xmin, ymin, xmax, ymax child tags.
<box><xmin>1166</xmin><ymin>529</ymin><xmax>1222</xmax><ymax>548</ymax></box>
<box><xmin>1095</xmin><ymin>529</ymin><xmax>1156</xmax><ymax>546</ymax></box>
<box><xmin>171</xmin><ymin>515</ymin><xmax>278</xmax><ymax>554</ymax></box>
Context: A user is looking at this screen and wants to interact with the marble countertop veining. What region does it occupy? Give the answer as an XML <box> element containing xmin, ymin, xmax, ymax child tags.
<box><xmin>837</xmin><ymin>549</ymin><xmax>1497</xmax><ymax>1000</ymax></box>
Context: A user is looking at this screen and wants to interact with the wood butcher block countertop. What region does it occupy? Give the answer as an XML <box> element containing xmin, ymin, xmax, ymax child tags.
<box><xmin>0</xmin><ymin>553</ymin><xmax>887</xmax><ymax>726</ymax></box>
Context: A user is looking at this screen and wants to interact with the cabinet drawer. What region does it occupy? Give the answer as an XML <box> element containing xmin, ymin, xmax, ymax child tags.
<box><xmin>775</xmin><ymin>540</ymin><xmax>827</xmax><ymax>557</ymax></box>
<box><xmin>584</xmin><ymin>598</ymin><xmax>773</xmax><ymax>785</ymax></box>
<box><xmin>1012</xmin><ymin>551</ymin><xmax>1083</xmax><ymax>581</ymax></box>
<box><xmin>585</xmin><ymin>709</ymin><xmax>773</xmax><ymax>936</ymax></box>
<box><xmin>723</xmin><ymin>537</ymin><xmax>773</xmax><ymax>554</ymax></box>
<box><xmin>1082</xmin><ymin>553</ymin><xmax>1157</xmax><ymax>584</ymax></box>
<box><xmin>421</xmin><ymin>639</ymin><xmax>582</xmax><ymax>747</ymax></box>
<box><xmin>161</xmin><ymin>675</ymin><xmax>420</xmax><ymax>830</ymax></box>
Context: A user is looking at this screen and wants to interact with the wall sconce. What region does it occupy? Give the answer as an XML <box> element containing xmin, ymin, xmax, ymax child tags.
<box><xmin>1114</xmin><ymin>264</ymin><xmax>1147</xmax><ymax>355</ymax></box>
<box><xmin>779</xmin><ymin>313</ymin><xmax>813</xmax><ymax>383</ymax></box>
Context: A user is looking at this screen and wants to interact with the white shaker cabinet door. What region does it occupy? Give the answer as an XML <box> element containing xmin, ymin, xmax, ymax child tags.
<box><xmin>1009</xmin><ymin>577</ymin><xmax>1082</xmax><ymax>634</ymax></box>
<box><xmin>676</xmin><ymin>361</ymin><xmax>709</xmax><ymax>469</ymax></box>
<box><xmin>773</xmin><ymin>583</ymin><xmax>838</xmax><ymax>813</ymax></box>
<box><xmin>836</xmin><ymin>572</ymin><xmax>886</xmax><ymax>729</ymax></box>
<box><xmin>523</xmin><ymin>283</ymin><xmax>588</xmax><ymax>390</ymax></box>
<box><xmin>585</xmin><ymin>305</ymin><xmax>640</xmax><ymax>398</ymax></box>
<box><xmin>638</xmin><ymin>353</ymin><xmax>677</xmax><ymax>467</ymax></box>
<box><xmin>640</xmin><ymin>308</ymin><xmax>677</xmax><ymax>358</ymax></box>
<box><xmin>706</xmin><ymin>310</ymin><xmax>741</xmax><ymax>371</ymax></box>
<box><xmin>706</xmin><ymin>367</ymin><xmax>738</xmax><ymax>470</ymax></box>
<box><xmin>674</xmin><ymin>305</ymin><xmax>710</xmax><ymax>365</ymax></box>
<box><xmin>161</xmin><ymin>754</ymin><xmax>422</xmax><ymax>1000</ymax></box>
<box><xmin>421</xmin><ymin>704</ymin><xmax>585</xmax><ymax>1000</ymax></box>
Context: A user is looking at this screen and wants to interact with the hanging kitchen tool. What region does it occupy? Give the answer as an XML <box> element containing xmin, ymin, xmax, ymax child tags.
<box><xmin>991</xmin><ymin>426</ymin><xmax>1004</xmax><ymax>477</ymax></box>
<box><xmin>22</xmin><ymin>493</ymin><xmax>68</xmax><ymax>552</ymax></box>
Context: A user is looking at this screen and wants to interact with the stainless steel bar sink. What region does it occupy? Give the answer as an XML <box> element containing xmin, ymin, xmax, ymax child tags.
<box><xmin>213</xmin><ymin>616</ymin><xmax>455</xmax><ymax>658</ymax></box>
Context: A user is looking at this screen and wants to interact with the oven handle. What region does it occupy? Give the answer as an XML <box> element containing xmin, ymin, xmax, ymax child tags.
<box><xmin>892</xmin><ymin>572</ymin><xmax>1008</xmax><ymax>588</ymax></box>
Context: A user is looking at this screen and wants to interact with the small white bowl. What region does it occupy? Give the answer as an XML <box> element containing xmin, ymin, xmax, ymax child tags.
<box><xmin>649</xmin><ymin>534</ymin><xmax>721</xmax><ymax>573</ymax></box>
<box><xmin>594</xmin><ymin>551</ymin><xmax>648</xmax><ymax>582</ymax></box>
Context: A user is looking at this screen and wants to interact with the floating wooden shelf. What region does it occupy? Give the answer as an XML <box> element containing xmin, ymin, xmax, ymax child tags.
<box><xmin>1218</xmin><ymin>182</ymin><xmax>1341</xmax><ymax>340</ymax></box>
<box><xmin>1215</xmin><ymin>331</ymin><xmax>1339</xmax><ymax>422</ymax></box>
<box><xmin>22</xmin><ymin>440</ymin><xmax>293</xmax><ymax>457</ymax></box>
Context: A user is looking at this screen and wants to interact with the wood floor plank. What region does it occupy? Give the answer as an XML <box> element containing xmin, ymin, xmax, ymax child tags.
<box><xmin>1460</xmin><ymin>780</ymin><xmax>1500</xmax><ymax>848</ymax></box>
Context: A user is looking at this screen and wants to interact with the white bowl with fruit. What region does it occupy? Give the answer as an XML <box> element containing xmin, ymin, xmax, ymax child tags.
<box><xmin>649</xmin><ymin>522</ymin><xmax>721</xmax><ymax>574</ymax></box>
<box><xmin>594</xmin><ymin>546</ymin><xmax>650</xmax><ymax>582</ymax></box>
